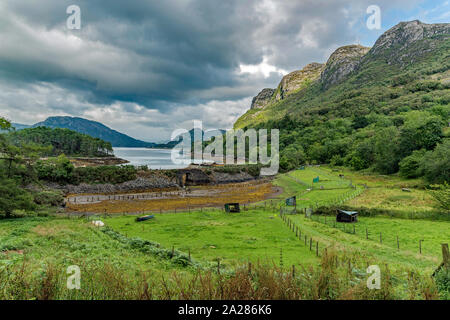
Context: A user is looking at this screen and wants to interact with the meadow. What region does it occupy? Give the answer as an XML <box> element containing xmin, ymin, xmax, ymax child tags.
<box><xmin>104</xmin><ymin>167</ymin><xmax>448</xmax><ymax>273</ymax></box>
<box><xmin>106</xmin><ymin>208</ymin><xmax>319</xmax><ymax>267</ymax></box>
<box><xmin>0</xmin><ymin>166</ymin><xmax>448</xmax><ymax>299</ymax></box>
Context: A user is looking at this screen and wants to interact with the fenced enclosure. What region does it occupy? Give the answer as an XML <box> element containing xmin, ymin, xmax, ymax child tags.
<box><xmin>60</xmin><ymin>166</ymin><xmax>448</xmax><ymax>274</ymax></box>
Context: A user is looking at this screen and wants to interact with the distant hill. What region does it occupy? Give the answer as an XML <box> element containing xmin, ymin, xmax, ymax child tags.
<box><xmin>12</xmin><ymin>123</ymin><xmax>32</xmax><ymax>130</ymax></box>
<box><xmin>31</xmin><ymin>116</ymin><xmax>157</xmax><ymax>148</ymax></box>
<box><xmin>8</xmin><ymin>117</ymin><xmax>227</xmax><ymax>148</ymax></box>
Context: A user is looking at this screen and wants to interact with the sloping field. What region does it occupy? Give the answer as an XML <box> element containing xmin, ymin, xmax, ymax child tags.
<box><xmin>106</xmin><ymin>209</ymin><xmax>319</xmax><ymax>267</ymax></box>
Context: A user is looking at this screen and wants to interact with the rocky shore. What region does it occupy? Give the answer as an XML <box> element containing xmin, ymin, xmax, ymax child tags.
<box><xmin>50</xmin><ymin>168</ymin><xmax>261</xmax><ymax>195</ymax></box>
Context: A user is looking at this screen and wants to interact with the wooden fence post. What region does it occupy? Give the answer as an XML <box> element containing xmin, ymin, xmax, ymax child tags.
<box><xmin>397</xmin><ymin>236</ymin><xmax>400</xmax><ymax>250</ymax></box>
<box><xmin>279</xmin><ymin>248</ymin><xmax>283</xmax><ymax>269</ymax></box>
<box><xmin>442</xmin><ymin>243</ymin><xmax>449</xmax><ymax>269</ymax></box>
<box><xmin>316</xmin><ymin>242</ymin><xmax>319</xmax><ymax>257</ymax></box>
<box><xmin>419</xmin><ymin>240</ymin><xmax>423</xmax><ymax>254</ymax></box>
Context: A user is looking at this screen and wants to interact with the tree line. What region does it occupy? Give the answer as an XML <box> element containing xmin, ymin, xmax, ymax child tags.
<box><xmin>6</xmin><ymin>126</ymin><xmax>113</xmax><ymax>157</ymax></box>
<box><xmin>0</xmin><ymin>118</ymin><xmax>132</xmax><ymax>217</ymax></box>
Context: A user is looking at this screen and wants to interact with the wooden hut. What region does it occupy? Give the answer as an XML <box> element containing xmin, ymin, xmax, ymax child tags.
<box><xmin>336</xmin><ymin>209</ymin><xmax>358</xmax><ymax>223</ymax></box>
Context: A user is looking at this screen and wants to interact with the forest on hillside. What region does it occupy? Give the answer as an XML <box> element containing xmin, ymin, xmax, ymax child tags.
<box><xmin>6</xmin><ymin>126</ymin><xmax>113</xmax><ymax>157</ymax></box>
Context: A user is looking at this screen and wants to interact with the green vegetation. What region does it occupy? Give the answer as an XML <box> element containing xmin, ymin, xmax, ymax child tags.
<box><xmin>2</xmin><ymin>217</ymin><xmax>440</xmax><ymax>300</ymax></box>
<box><xmin>0</xmin><ymin>217</ymin><xmax>195</xmax><ymax>299</ymax></box>
<box><xmin>35</xmin><ymin>155</ymin><xmax>137</xmax><ymax>185</ymax></box>
<box><xmin>106</xmin><ymin>209</ymin><xmax>319</xmax><ymax>267</ymax></box>
<box><xmin>0</xmin><ymin>166</ymin><xmax>448</xmax><ymax>299</ymax></box>
<box><xmin>234</xmin><ymin>28</ymin><xmax>450</xmax><ymax>185</ymax></box>
<box><xmin>428</xmin><ymin>183</ymin><xmax>450</xmax><ymax>213</ymax></box>
<box><xmin>0</xmin><ymin>117</ymin><xmax>136</xmax><ymax>219</ymax></box>
<box><xmin>7</xmin><ymin>126</ymin><xmax>113</xmax><ymax>157</ymax></box>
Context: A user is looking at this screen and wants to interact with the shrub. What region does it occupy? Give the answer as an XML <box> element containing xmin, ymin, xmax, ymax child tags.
<box><xmin>0</xmin><ymin>179</ymin><xmax>35</xmax><ymax>218</ymax></box>
<box><xmin>420</xmin><ymin>140</ymin><xmax>450</xmax><ymax>184</ymax></box>
<box><xmin>399</xmin><ymin>149</ymin><xmax>426</xmax><ymax>178</ymax></box>
<box><xmin>434</xmin><ymin>268</ymin><xmax>450</xmax><ymax>300</ymax></box>
<box><xmin>428</xmin><ymin>183</ymin><xmax>450</xmax><ymax>213</ymax></box>
<box><xmin>34</xmin><ymin>190</ymin><xmax>64</xmax><ymax>207</ymax></box>
<box><xmin>72</xmin><ymin>165</ymin><xmax>137</xmax><ymax>184</ymax></box>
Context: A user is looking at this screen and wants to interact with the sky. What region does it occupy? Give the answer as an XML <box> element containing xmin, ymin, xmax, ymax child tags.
<box><xmin>0</xmin><ymin>0</ymin><xmax>448</xmax><ymax>142</ymax></box>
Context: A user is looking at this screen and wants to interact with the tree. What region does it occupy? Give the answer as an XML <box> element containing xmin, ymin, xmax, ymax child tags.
<box><xmin>373</xmin><ymin>126</ymin><xmax>401</xmax><ymax>174</ymax></box>
<box><xmin>420</xmin><ymin>140</ymin><xmax>450</xmax><ymax>184</ymax></box>
<box><xmin>399</xmin><ymin>149</ymin><xmax>427</xmax><ymax>178</ymax></box>
<box><xmin>35</xmin><ymin>154</ymin><xmax>75</xmax><ymax>184</ymax></box>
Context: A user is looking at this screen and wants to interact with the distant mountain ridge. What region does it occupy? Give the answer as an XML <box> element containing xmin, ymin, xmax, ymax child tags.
<box><xmin>16</xmin><ymin>116</ymin><xmax>157</xmax><ymax>148</ymax></box>
<box><xmin>11</xmin><ymin>117</ymin><xmax>227</xmax><ymax>148</ymax></box>
<box><xmin>11</xmin><ymin>123</ymin><xmax>32</xmax><ymax>130</ymax></box>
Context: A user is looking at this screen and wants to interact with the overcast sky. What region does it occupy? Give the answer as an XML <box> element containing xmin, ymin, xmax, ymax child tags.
<box><xmin>0</xmin><ymin>0</ymin><xmax>448</xmax><ymax>142</ymax></box>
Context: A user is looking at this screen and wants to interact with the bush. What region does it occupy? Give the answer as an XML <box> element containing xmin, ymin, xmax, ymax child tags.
<box><xmin>33</xmin><ymin>191</ymin><xmax>64</xmax><ymax>207</ymax></box>
<box><xmin>420</xmin><ymin>140</ymin><xmax>450</xmax><ymax>184</ymax></box>
<box><xmin>72</xmin><ymin>165</ymin><xmax>137</xmax><ymax>184</ymax></box>
<box><xmin>434</xmin><ymin>268</ymin><xmax>450</xmax><ymax>300</ymax></box>
<box><xmin>35</xmin><ymin>155</ymin><xmax>74</xmax><ymax>184</ymax></box>
<box><xmin>399</xmin><ymin>149</ymin><xmax>426</xmax><ymax>178</ymax></box>
<box><xmin>0</xmin><ymin>179</ymin><xmax>35</xmax><ymax>218</ymax></box>
<box><xmin>428</xmin><ymin>183</ymin><xmax>450</xmax><ymax>213</ymax></box>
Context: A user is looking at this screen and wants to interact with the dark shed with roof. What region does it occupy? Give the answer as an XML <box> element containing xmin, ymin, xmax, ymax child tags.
<box><xmin>336</xmin><ymin>210</ymin><xmax>358</xmax><ymax>223</ymax></box>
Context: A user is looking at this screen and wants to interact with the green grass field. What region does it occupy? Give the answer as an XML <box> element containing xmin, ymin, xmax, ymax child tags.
<box><xmin>0</xmin><ymin>166</ymin><xmax>448</xmax><ymax>299</ymax></box>
<box><xmin>0</xmin><ymin>217</ymin><xmax>189</xmax><ymax>278</ymax></box>
<box><xmin>288</xmin><ymin>214</ymin><xmax>448</xmax><ymax>271</ymax></box>
<box><xmin>103</xmin><ymin>166</ymin><xmax>447</xmax><ymax>274</ymax></box>
<box><xmin>106</xmin><ymin>209</ymin><xmax>319</xmax><ymax>267</ymax></box>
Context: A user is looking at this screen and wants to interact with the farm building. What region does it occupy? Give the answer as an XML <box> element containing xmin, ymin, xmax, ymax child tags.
<box><xmin>336</xmin><ymin>210</ymin><xmax>358</xmax><ymax>223</ymax></box>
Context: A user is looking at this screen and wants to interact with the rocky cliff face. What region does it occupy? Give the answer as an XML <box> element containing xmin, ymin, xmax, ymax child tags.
<box><xmin>250</xmin><ymin>88</ymin><xmax>276</xmax><ymax>109</ymax></box>
<box><xmin>364</xmin><ymin>20</ymin><xmax>450</xmax><ymax>65</ymax></box>
<box><xmin>320</xmin><ymin>45</ymin><xmax>370</xmax><ymax>89</ymax></box>
<box><xmin>275</xmin><ymin>62</ymin><xmax>324</xmax><ymax>100</ymax></box>
<box><xmin>249</xmin><ymin>63</ymin><xmax>324</xmax><ymax>110</ymax></box>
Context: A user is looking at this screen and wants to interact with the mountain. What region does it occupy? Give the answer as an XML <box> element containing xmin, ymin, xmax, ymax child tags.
<box><xmin>235</xmin><ymin>20</ymin><xmax>449</xmax><ymax>129</ymax></box>
<box><xmin>233</xmin><ymin>20</ymin><xmax>450</xmax><ymax>181</ymax></box>
<box><xmin>32</xmin><ymin>116</ymin><xmax>157</xmax><ymax>148</ymax></box>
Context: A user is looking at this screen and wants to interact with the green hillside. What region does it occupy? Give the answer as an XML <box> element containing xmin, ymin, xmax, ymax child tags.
<box><xmin>234</xmin><ymin>21</ymin><xmax>450</xmax><ymax>181</ymax></box>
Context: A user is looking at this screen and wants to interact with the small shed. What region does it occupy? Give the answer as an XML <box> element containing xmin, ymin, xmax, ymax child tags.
<box><xmin>285</xmin><ymin>196</ymin><xmax>296</xmax><ymax>206</ymax></box>
<box><xmin>224</xmin><ymin>203</ymin><xmax>240</xmax><ymax>213</ymax></box>
<box><xmin>336</xmin><ymin>210</ymin><xmax>358</xmax><ymax>223</ymax></box>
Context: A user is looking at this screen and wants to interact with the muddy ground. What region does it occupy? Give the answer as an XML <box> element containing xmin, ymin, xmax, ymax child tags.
<box><xmin>65</xmin><ymin>180</ymin><xmax>282</xmax><ymax>214</ymax></box>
